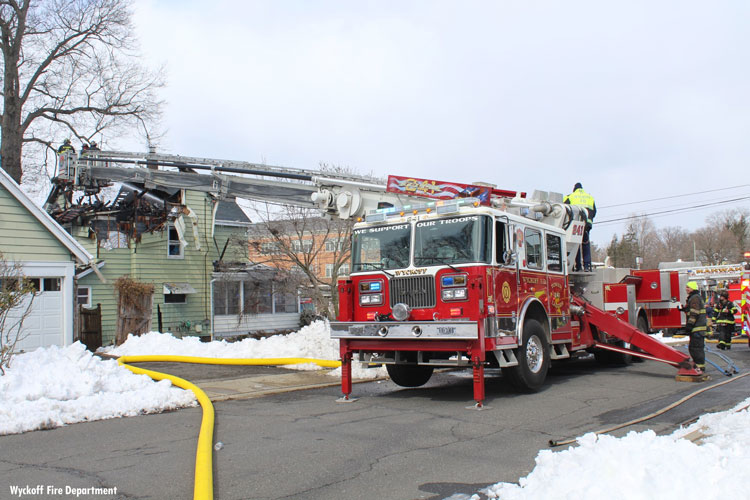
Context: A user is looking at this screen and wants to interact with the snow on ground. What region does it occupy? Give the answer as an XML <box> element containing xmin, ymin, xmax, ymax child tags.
<box><xmin>105</xmin><ymin>319</ymin><xmax>387</xmax><ymax>380</ymax></box>
<box><xmin>457</xmin><ymin>396</ymin><xmax>750</xmax><ymax>500</ymax></box>
<box><xmin>0</xmin><ymin>342</ymin><xmax>197</xmax><ymax>435</ymax></box>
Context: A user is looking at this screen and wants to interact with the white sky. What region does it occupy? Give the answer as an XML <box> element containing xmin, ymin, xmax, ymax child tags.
<box><xmin>2</xmin><ymin>326</ymin><xmax>749</xmax><ymax>499</ymax></box>
<box><xmin>123</xmin><ymin>0</ymin><xmax>750</xmax><ymax>247</ymax></box>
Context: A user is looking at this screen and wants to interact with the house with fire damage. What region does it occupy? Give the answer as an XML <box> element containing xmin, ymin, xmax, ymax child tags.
<box><xmin>46</xmin><ymin>179</ymin><xmax>304</xmax><ymax>345</ymax></box>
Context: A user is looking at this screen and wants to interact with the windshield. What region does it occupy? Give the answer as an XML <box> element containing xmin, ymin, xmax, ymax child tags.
<box><xmin>414</xmin><ymin>215</ymin><xmax>492</xmax><ymax>266</ymax></box>
<box><xmin>351</xmin><ymin>223</ymin><xmax>411</xmax><ymax>272</ymax></box>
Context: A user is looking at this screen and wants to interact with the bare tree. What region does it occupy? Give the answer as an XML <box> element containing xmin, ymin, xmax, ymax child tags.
<box><xmin>692</xmin><ymin>226</ymin><xmax>737</xmax><ymax>265</ymax></box>
<box><xmin>248</xmin><ymin>203</ymin><xmax>352</xmax><ymax>317</ymax></box>
<box><xmin>654</xmin><ymin>226</ymin><xmax>693</xmax><ymax>263</ymax></box>
<box><xmin>623</xmin><ymin>215</ymin><xmax>659</xmax><ymax>268</ymax></box>
<box><xmin>706</xmin><ymin>208</ymin><xmax>750</xmax><ymax>262</ymax></box>
<box><xmin>0</xmin><ymin>252</ymin><xmax>35</xmax><ymax>374</ymax></box>
<box><xmin>0</xmin><ymin>0</ymin><xmax>163</xmax><ymax>184</ymax></box>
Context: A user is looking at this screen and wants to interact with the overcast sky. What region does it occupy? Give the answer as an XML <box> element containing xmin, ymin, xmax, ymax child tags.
<box><xmin>126</xmin><ymin>0</ymin><xmax>750</xmax><ymax>248</ymax></box>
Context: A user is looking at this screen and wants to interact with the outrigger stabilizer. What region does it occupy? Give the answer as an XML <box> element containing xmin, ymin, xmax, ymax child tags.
<box><xmin>571</xmin><ymin>296</ymin><xmax>709</xmax><ymax>382</ymax></box>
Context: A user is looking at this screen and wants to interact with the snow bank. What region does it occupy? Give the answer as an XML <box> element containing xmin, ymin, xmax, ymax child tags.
<box><xmin>106</xmin><ymin>320</ymin><xmax>387</xmax><ymax>380</ymax></box>
<box><xmin>478</xmin><ymin>397</ymin><xmax>750</xmax><ymax>500</ymax></box>
<box><xmin>0</xmin><ymin>342</ymin><xmax>196</xmax><ymax>435</ymax></box>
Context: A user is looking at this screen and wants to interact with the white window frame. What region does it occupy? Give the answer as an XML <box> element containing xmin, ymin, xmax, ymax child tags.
<box><xmin>167</xmin><ymin>224</ymin><xmax>184</xmax><ymax>259</ymax></box>
<box><xmin>77</xmin><ymin>286</ymin><xmax>92</xmax><ymax>307</ymax></box>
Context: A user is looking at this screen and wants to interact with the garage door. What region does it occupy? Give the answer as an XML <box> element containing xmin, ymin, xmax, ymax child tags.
<box><xmin>13</xmin><ymin>277</ymin><xmax>64</xmax><ymax>351</ymax></box>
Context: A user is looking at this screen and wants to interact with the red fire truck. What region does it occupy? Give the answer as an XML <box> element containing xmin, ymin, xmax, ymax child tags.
<box><xmin>330</xmin><ymin>176</ymin><xmax>703</xmax><ymax>406</ymax></box>
<box><xmin>58</xmin><ymin>153</ymin><xmax>705</xmax><ymax>407</ymax></box>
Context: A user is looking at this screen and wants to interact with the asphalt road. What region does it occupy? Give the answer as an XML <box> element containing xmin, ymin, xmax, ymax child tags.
<box><xmin>1</xmin><ymin>344</ymin><xmax>749</xmax><ymax>500</ymax></box>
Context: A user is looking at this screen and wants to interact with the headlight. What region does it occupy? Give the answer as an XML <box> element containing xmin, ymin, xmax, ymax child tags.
<box><xmin>442</xmin><ymin>287</ymin><xmax>467</xmax><ymax>301</ymax></box>
<box><xmin>360</xmin><ymin>293</ymin><xmax>383</xmax><ymax>306</ymax></box>
<box><xmin>392</xmin><ymin>302</ymin><xmax>411</xmax><ymax>321</ymax></box>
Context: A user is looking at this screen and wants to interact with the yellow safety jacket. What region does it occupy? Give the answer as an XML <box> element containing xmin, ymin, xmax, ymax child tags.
<box><xmin>563</xmin><ymin>189</ymin><xmax>596</xmax><ymax>223</ymax></box>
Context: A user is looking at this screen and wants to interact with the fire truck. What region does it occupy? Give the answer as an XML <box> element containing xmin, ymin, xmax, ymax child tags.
<box><xmin>663</xmin><ymin>263</ymin><xmax>750</xmax><ymax>333</ymax></box>
<box><xmin>54</xmin><ymin>150</ymin><xmax>705</xmax><ymax>407</ymax></box>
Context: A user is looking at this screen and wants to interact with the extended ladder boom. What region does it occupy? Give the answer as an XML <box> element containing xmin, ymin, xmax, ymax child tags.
<box><xmin>59</xmin><ymin>150</ymin><xmax>430</xmax><ymax>219</ymax></box>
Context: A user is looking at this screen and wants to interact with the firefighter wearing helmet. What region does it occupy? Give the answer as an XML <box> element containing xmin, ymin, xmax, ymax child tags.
<box><xmin>712</xmin><ymin>290</ymin><xmax>737</xmax><ymax>350</ymax></box>
<box><xmin>682</xmin><ymin>281</ymin><xmax>707</xmax><ymax>371</ymax></box>
<box><xmin>563</xmin><ymin>182</ymin><xmax>596</xmax><ymax>272</ymax></box>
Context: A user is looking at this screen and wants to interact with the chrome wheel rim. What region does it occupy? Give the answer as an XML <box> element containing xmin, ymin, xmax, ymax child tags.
<box><xmin>526</xmin><ymin>335</ymin><xmax>544</xmax><ymax>373</ymax></box>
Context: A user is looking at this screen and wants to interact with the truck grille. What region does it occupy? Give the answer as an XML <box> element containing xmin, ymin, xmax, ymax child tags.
<box><xmin>389</xmin><ymin>276</ymin><xmax>436</xmax><ymax>308</ymax></box>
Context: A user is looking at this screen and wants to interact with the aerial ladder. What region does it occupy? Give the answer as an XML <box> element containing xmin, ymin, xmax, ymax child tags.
<box><xmin>51</xmin><ymin>149</ymin><xmax>706</xmax><ymax>406</ymax></box>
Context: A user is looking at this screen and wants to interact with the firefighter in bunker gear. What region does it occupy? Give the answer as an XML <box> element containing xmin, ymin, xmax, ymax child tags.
<box><xmin>682</xmin><ymin>281</ymin><xmax>707</xmax><ymax>371</ymax></box>
<box><xmin>712</xmin><ymin>290</ymin><xmax>737</xmax><ymax>350</ymax></box>
<box><xmin>57</xmin><ymin>138</ymin><xmax>75</xmax><ymax>155</ymax></box>
<box><xmin>563</xmin><ymin>182</ymin><xmax>596</xmax><ymax>271</ymax></box>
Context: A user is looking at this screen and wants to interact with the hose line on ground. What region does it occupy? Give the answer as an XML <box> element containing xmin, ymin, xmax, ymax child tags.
<box><xmin>117</xmin><ymin>355</ymin><xmax>342</xmax><ymax>500</ymax></box>
<box><xmin>549</xmin><ymin>371</ymin><xmax>750</xmax><ymax>447</ymax></box>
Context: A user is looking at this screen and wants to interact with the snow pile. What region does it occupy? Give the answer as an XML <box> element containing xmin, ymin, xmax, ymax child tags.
<box><xmin>476</xmin><ymin>397</ymin><xmax>750</xmax><ymax>500</ymax></box>
<box><xmin>0</xmin><ymin>342</ymin><xmax>196</xmax><ymax>435</ymax></box>
<box><xmin>106</xmin><ymin>320</ymin><xmax>387</xmax><ymax>380</ymax></box>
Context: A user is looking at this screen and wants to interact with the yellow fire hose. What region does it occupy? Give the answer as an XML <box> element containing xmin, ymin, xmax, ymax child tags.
<box><xmin>117</xmin><ymin>356</ymin><xmax>341</xmax><ymax>500</ymax></box>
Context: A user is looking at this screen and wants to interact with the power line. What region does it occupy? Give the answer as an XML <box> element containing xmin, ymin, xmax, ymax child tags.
<box><xmin>599</xmin><ymin>191</ymin><xmax>750</xmax><ymax>221</ymax></box>
<box><xmin>595</xmin><ymin>195</ymin><xmax>750</xmax><ymax>226</ymax></box>
<box><xmin>598</xmin><ymin>184</ymin><xmax>750</xmax><ymax>210</ymax></box>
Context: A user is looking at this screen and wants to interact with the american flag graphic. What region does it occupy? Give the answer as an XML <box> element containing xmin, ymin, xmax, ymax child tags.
<box><xmin>386</xmin><ymin>175</ymin><xmax>491</xmax><ymax>204</ymax></box>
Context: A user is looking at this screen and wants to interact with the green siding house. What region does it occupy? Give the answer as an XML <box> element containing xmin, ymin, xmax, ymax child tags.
<box><xmin>72</xmin><ymin>190</ymin><xmax>259</xmax><ymax>344</ymax></box>
<box><xmin>60</xmin><ymin>187</ymin><xmax>301</xmax><ymax>345</ymax></box>
<box><xmin>0</xmin><ymin>168</ymin><xmax>94</xmax><ymax>350</ymax></box>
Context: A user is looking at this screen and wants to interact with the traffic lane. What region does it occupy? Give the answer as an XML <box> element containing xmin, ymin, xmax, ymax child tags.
<box><xmin>213</xmin><ymin>353</ymin><xmax>750</xmax><ymax>500</ymax></box>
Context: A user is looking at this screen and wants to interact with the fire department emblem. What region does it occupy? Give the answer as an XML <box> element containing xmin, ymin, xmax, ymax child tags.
<box><xmin>502</xmin><ymin>282</ymin><xmax>511</xmax><ymax>303</ymax></box>
<box><xmin>551</xmin><ymin>282</ymin><xmax>564</xmax><ymax>313</ymax></box>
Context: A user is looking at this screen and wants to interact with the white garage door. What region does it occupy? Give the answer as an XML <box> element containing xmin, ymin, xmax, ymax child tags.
<box><xmin>13</xmin><ymin>277</ymin><xmax>64</xmax><ymax>351</ymax></box>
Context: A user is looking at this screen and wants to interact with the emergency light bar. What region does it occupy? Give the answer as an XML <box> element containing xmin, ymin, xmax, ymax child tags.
<box><xmin>362</xmin><ymin>197</ymin><xmax>482</xmax><ymax>222</ymax></box>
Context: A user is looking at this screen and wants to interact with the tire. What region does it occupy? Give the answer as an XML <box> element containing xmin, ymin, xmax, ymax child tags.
<box><xmin>503</xmin><ymin>318</ymin><xmax>550</xmax><ymax>392</ymax></box>
<box><xmin>386</xmin><ymin>364</ymin><xmax>434</xmax><ymax>388</ymax></box>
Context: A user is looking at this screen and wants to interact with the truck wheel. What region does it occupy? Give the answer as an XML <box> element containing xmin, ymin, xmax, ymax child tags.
<box><xmin>386</xmin><ymin>364</ymin><xmax>434</xmax><ymax>387</ymax></box>
<box><xmin>503</xmin><ymin>319</ymin><xmax>549</xmax><ymax>392</ymax></box>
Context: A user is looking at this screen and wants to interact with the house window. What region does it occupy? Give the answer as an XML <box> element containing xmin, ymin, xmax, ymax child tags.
<box><xmin>326</xmin><ymin>263</ymin><xmax>351</xmax><ymax>278</ymax></box>
<box><xmin>274</xmin><ymin>291</ymin><xmax>299</xmax><ymax>313</ymax></box>
<box><xmin>77</xmin><ymin>286</ymin><xmax>91</xmax><ymax>306</ymax></box>
<box><xmin>260</xmin><ymin>242</ymin><xmax>280</xmax><ymax>254</ymax></box>
<box><xmin>167</xmin><ymin>225</ymin><xmax>183</xmax><ymax>259</ymax></box>
<box><xmin>291</xmin><ymin>240</ymin><xmax>312</xmax><ymax>253</ymax></box>
<box><xmin>214</xmin><ymin>281</ymin><xmax>240</xmax><ymax>315</ymax></box>
<box><xmin>325</xmin><ymin>239</ymin><xmax>343</xmax><ymax>252</ymax></box>
<box><xmin>43</xmin><ymin>278</ymin><xmax>61</xmax><ymax>291</ymax></box>
<box><xmin>164</xmin><ymin>293</ymin><xmax>187</xmax><ymax>304</ymax></box>
<box><xmin>242</xmin><ymin>281</ymin><xmax>272</xmax><ymax>314</ymax></box>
